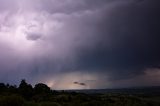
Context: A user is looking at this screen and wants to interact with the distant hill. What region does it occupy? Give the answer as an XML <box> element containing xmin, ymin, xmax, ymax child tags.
<box><xmin>66</xmin><ymin>86</ymin><xmax>160</xmax><ymax>95</ymax></box>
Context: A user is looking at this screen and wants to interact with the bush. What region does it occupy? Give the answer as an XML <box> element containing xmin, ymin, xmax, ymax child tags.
<box><xmin>0</xmin><ymin>95</ymin><xmax>25</xmax><ymax>106</ymax></box>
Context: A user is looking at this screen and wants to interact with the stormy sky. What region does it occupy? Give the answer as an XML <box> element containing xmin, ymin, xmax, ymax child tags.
<box><xmin>0</xmin><ymin>0</ymin><xmax>160</xmax><ymax>89</ymax></box>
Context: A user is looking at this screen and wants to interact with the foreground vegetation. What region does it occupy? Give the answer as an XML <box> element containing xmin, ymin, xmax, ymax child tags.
<box><xmin>0</xmin><ymin>80</ymin><xmax>160</xmax><ymax>106</ymax></box>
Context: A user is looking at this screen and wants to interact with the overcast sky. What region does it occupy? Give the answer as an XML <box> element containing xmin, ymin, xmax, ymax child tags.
<box><xmin>0</xmin><ymin>0</ymin><xmax>160</xmax><ymax>89</ymax></box>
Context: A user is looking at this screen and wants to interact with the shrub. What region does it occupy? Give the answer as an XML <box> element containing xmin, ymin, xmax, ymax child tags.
<box><xmin>0</xmin><ymin>95</ymin><xmax>25</xmax><ymax>106</ymax></box>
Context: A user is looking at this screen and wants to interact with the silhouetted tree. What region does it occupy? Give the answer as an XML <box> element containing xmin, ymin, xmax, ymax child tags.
<box><xmin>8</xmin><ymin>85</ymin><xmax>18</xmax><ymax>93</ymax></box>
<box><xmin>18</xmin><ymin>79</ymin><xmax>33</xmax><ymax>100</ymax></box>
<box><xmin>0</xmin><ymin>83</ymin><xmax>6</xmax><ymax>89</ymax></box>
<box><xmin>0</xmin><ymin>83</ymin><xmax>7</xmax><ymax>93</ymax></box>
<box><xmin>34</xmin><ymin>83</ymin><xmax>50</xmax><ymax>94</ymax></box>
<box><xmin>6</xmin><ymin>83</ymin><xmax>10</xmax><ymax>88</ymax></box>
<box><xmin>0</xmin><ymin>83</ymin><xmax>6</xmax><ymax>88</ymax></box>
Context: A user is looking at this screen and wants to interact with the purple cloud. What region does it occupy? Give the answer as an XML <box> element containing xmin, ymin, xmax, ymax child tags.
<box><xmin>0</xmin><ymin>0</ymin><xmax>160</xmax><ymax>89</ymax></box>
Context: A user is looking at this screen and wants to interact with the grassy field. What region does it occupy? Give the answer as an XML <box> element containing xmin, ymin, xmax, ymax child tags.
<box><xmin>0</xmin><ymin>93</ymin><xmax>160</xmax><ymax>106</ymax></box>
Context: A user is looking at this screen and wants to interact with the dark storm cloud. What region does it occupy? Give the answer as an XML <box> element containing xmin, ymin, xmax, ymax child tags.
<box><xmin>30</xmin><ymin>0</ymin><xmax>111</xmax><ymax>14</ymax></box>
<box><xmin>72</xmin><ymin>0</ymin><xmax>160</xmax><ymax>80</ymax></box>
<box><xmin>0</xmin><ymin>0</ymin><xmax>160</xmax><ymax>89</ymax></box>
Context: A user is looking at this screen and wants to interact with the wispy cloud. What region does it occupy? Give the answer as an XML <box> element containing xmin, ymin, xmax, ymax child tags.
<box><xmin>74</xmin><ymin>82</ymin><xmax>86</xmax><ymax>86</ymax></box>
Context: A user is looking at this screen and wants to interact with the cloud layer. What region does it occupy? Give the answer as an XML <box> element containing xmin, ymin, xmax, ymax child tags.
<box><xmin>0</xmin><ymin>0</ymin><xmax>160</xmax><ymax>89</ymax></box>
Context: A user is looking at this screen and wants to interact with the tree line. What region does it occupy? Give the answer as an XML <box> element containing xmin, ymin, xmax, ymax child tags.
<box><xmin>0</xmin><ymin>80</ymin><xmax>160</xmax><ymax>106</ymax></box>
<box><xmin>0</xmin><ymin>79</ymin><xmax>56</xmax><ymax>101</ymax></box>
